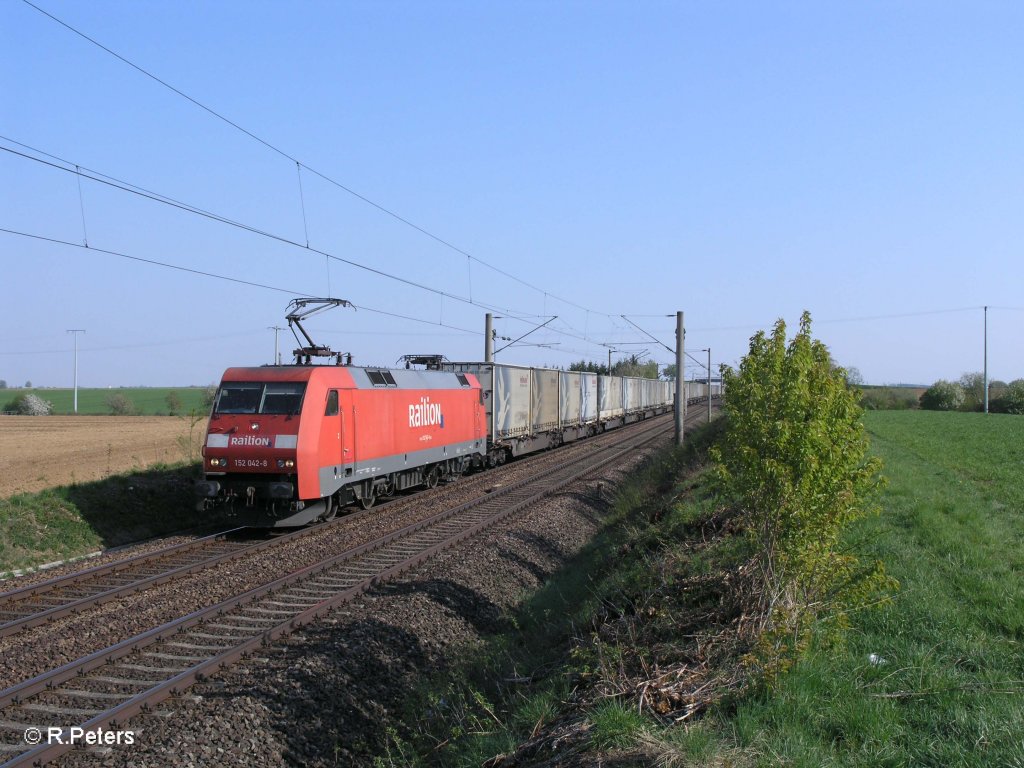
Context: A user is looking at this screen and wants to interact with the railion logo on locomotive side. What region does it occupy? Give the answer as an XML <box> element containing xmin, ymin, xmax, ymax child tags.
<box><xmin>409</xmin><ymin>396</ymin><xmax>444</xmax><ymax>428</ymax></box>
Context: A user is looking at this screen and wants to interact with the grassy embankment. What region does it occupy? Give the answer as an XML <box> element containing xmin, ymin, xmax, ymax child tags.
<box><xmin>381</xmin><ymin>410</ymin><xmax>1024</xmax><ymax>766</ymax></box>
<box><xmin>0</xmin><ymin>464</ymin><xmax>223</xmax><ymax>576</ymax></box>
<box><xmin>2</xmin><ymin>387</ymin><xmax>209</xmax><ymax>415</ymax></box>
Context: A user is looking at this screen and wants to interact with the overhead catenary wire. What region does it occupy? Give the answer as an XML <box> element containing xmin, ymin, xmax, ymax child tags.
<box><xmin>0</xmin><ymin>142</ymin><xmax>532</xmax><ymax>321</ymax></box>
<box><xmin>20</xmin><ymin>0</ymin><xmax>605</xmax><ymax>318</ymax></box>
<box><xmin>3</xmin><ymin>227</ymin><xmax>300</xmax><ymax>295</ymax></box>
<box><xmin>0</xmin><ymin>227</ymin><xmax>483</xmax><ymax>338</ymax></box>
<box><xmin>1</xmin><ymin>138</ymin><xmax>624</xmax><ymax>351</ymax></box>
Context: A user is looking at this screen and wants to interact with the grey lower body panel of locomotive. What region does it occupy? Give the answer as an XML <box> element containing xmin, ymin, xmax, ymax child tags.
<box><xmin>199</xmin><ymin>438</ymin><xmax>486</xmax><ymax>528</ymax></box>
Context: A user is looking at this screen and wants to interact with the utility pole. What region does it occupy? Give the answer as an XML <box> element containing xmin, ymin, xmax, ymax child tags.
<box><xmin>484</xmin><ymin>313</ymin><xmax>494</xmax><ymax>363</ymax></box>
<box><xmin>268</xmin><ymin>326</ymin><xmax>284</xmax><ymax>365</ymax></box>
<box><xmin>67</xmin><ymin>329</ymin><xmax>85</xmax><ymax>414</ymax></box>
<box><xmin>675</xmin><ymin>311</ymin><xmax>684</xmax><ymax>446</ymax></box>
<box><xmin>707</xmin><ymin>347</ymin><xmax>712</xmax><ymax>424</ymax></box>
<box><xmin>984</xmin><ymin>306</ymin><xmax>989</xmax><ymax>414</ymax></box>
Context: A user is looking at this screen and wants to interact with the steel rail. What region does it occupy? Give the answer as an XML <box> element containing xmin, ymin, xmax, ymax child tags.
<box><xmin>0</xmin><ymin>527</ymin><xmax>248</xmax><ymax>605</ymax></box>
<box><xmin>0</xmin><ymin>530</ymin><xmax>257</xmax><ymax>638</ymax></box>
<box><xmin>0</xmin><ymin>405</ymin><xmax>686</xmax><ymax>639</ymax></box>
<box><xmin>0</xmin><ymin>413</ymin><xmax>683</xmax><ymax>766</ymax></box>
<box><xmin>0</xmin><ymin>496</ymin><xmax>426</xmax><ymax>639</ymax></box>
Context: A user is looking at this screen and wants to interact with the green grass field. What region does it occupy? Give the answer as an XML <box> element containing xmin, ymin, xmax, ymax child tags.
<box><xmin>727</xmin><ymin>410</ymin><xmax>1024</xmax><ymax>766</ymax></box>
<box><xmin>1</xmin><ymin>387</ymin><xmax>210</xmax><ymax>415</ymax></box>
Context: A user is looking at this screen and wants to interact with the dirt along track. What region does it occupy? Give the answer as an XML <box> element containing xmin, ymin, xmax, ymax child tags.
<box><xmin>0</xmin><ymin>417</ymin><xmax>207</xmax><ymax>497</ymax></box>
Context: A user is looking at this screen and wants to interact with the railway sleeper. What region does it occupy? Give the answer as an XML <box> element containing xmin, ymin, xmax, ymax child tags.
<box><xmin>88</xmin><ymin>675</ymin><xmax>164</xmax><ymax>687</ymax></box>
<box><xmin>117</xmin><ymin>663</ymin><xmax>192</xmax><ymax>673</ymax></box>
<box><xmin>20</xmin><ymin>703</ymin><xmax>103</xmax><ymax>717</ymax></box>
<box><xmin>165</xmin><ymin>641</ymin><xmax>234</xmax><ymax>652</ymax></box>
<box><xmin>60</xmin><ymin>690</ymin><xmax>128</xmax><ymax>700</ymax></box>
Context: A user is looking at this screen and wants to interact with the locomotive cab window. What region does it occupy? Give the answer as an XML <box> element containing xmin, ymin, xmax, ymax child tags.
<box><xmin>260</xmin><ymin>382</ymin><xmax>306</xmax><ymax>414</ymax></box>
<box><xmin>325</xmin><ymin>389</ymin><xmax>339</xmax><ymax>416</ymax></box>
<box><xmin>214</xmin><ymin>382</ymin><xmax>307</xmax><ymax>415</ymax></box>
<box><xmin>214</xmin><ymin>383</ymin><xmax>262</xmax><ymax>414</ymax></box>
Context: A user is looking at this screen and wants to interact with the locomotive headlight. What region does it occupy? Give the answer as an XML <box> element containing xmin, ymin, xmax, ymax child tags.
<box><xmin>276</xmin><ymin>459</ymin><xmax>295</xmax><ymax>468</ymax></box>
<box><xmin>209</xmin><ymin>457</ymin><xmax>227</xmax><ymax>468</ymax></box>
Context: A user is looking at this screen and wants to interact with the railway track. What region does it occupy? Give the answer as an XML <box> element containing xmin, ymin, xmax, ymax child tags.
<box><xmin>0</xmin><ymin>529</ymin><xmax>257</xmax><ymax>639</ymax></box>
<box><xmin>0</xmin><ymin>404</ymin><xmax>714</xmax><ymax>643</ymax></box>
<box><xmin>0</xmin><ymin>413</ymin><xmax>682</xmax><ymax>766</ymax></box>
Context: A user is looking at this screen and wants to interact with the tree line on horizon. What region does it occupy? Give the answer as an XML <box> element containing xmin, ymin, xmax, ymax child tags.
<box><xmin>567</xmin><ymin>355</ymin><xmax>664</xmax><ymax>379</ymax></box>
<box><xmin>859</xmin><ymin>372</ymin><xmax>1024</xmax><ymax>414</ymax></box>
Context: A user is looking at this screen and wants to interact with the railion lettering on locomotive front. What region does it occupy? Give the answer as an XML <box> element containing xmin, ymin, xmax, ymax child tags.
<box><xmin>228</xmin><ymin>435</ymin><xmax>272</xmax><ymax>447</ymax></box>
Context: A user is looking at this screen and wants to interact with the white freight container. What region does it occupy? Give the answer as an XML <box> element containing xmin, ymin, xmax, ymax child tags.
<box><xmin>581</xmin><ymin>372</ymin><xmax>598</xmax><ymax>423</ymax></box>
<box><xmin>493</xmin><ymin>365</ymin><xmax>532</xmax><ymax>438</ymax></box>
<box><xmin>599</xmin><ymin>375</ymin><xmax>624</xmax><ymax>420</ymax></box>
<box><xmin>624</xmin><ymin>377</ymin><xmax>643</xmax><ymax>413</ymax></box>
<box><xmin>559</xmin><ymin>371</ymin><xmax>582</xmax><ymax>427</ymax></box>
<box><xmin>532</xmin><ymin>369</ymin><xmax>560</xmax><ymax>432</ymax></box>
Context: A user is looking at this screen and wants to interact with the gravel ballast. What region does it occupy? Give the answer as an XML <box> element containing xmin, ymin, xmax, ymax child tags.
<box><xmin>47</xmin><ymin>428</ymin><xmax>675</xmax><ymax>768</ymax></box>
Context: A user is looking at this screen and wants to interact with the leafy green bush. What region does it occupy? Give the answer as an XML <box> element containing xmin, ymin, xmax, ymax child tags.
<box><xmin>861</xmin><ymin>387</ymin><xmax>919</xmax><ymax>410</ymax></box>
<box><xmin>105</xmin><ymin>393</ymin><xmax>136</xmax><ymax>415</ymax></box>
<box><xmin>165</xmin><ymin>390</ymin><xmax>182</xmax><ymax>416</ymax></box>
<box><xmin>958</xmin><ymin>372</ymin><xmax>987</xmax><ymax>411</ymax></box>
<box><xmin>920</xmin><ymin>380</ymin><xmax>965</xmax><ymax>411</ymax></box>
<box><xmin>711</xmin><ymin>312</ymin><xmax>890</xmax><ymax>681</ymax></box>
<box><xmin>3</xmin><ymin>393</ymin><xmax>53</xmax><ymax>415</ymax></box>
<box><xmin>990</xmin><ymin>379</ymin><xmax>1024</xmax><ymax>415</ymax></box>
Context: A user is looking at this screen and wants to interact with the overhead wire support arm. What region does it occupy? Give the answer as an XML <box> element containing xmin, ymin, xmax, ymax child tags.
<box><xmin>493</xmin><ymin>316</ymin><xmax>558</xmax><ymax>356</ymax></box>
<box><xmin>621</xmin><ymin>315</ymin><xmax>676</xmax><ymax>355</ymax></box>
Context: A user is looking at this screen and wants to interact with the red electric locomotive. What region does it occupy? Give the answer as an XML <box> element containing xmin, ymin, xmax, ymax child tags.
<box><xmin>196</xmin><ymin>300</ymin><xmax>487</xmax><ymax>526</ymax></box>
<box><xmin>196</xmin><ymin>364</ymin><xmax>486</xmax><ymax>526</ymax></box>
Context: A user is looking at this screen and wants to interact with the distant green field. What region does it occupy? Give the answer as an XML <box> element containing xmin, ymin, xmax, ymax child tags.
<box><xmin>0</xmin><ymin>387</ymin><xmax>210</xmax><ymax>415</ymax></box>
<box><xmin>730</xmin><ymin>410</ymin><xmax>1024</xmax><ymax>766</ymax></box>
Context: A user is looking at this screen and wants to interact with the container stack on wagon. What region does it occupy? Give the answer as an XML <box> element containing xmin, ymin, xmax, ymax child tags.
<box><xmin>441</xmin><ymin>363</ymin><xmax>678</xmax><ymax>460</ymax></box>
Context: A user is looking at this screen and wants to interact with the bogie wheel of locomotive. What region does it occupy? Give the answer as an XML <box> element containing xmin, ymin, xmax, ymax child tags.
<box><xmin>359</xmin><ymin>492</ymin><xmax>376</xmax><ymax>510</ymax></box>
<box><xmin>425</xmin><ymin>466</ymin><xmax>441</xmax><ymax>489</ymax></box>
<box><xmin>320</xmin><ymin>496</ymin><xmax>337</xmax><ymax>522</ymax></box>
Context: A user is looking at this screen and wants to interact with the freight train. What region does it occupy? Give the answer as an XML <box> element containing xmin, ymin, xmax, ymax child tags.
<box><xmin>195</xmin><ymin>359</ymin><xmax>717</xmax><ymax>527</ymax></box>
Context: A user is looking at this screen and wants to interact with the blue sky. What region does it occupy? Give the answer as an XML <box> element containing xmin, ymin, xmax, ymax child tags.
<box><xmin>2</xmin><ymin>1</ymin><xmax>1022</xmax><ymax>388</ymax></box>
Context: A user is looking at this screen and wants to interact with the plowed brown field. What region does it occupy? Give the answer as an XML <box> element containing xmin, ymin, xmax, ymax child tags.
<box><xmin>0</xmin><ymin>416</ymin><xmax>206</xmax><ymax>497</ymax></box>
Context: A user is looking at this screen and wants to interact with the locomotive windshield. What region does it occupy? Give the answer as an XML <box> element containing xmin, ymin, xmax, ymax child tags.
<box><xmin>214</xmin><ymin>382</ymin><xmax>306</xmax><ymax>415</ymax></box>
